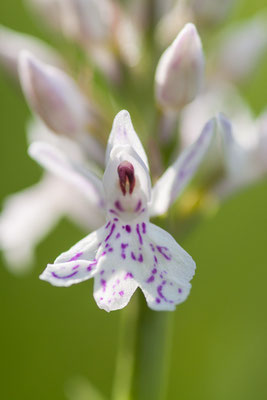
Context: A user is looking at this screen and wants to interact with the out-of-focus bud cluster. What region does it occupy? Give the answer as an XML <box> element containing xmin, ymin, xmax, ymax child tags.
<box><xmin>26</xmin><ymin>0</ymin><xmax>141</xmax><ymax>68</ymax></box>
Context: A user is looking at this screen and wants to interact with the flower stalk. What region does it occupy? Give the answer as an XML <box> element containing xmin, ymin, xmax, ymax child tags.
<box><xmin>130</xmin><ymin>293</ymin><xmax>173</xmax><ymax>400</ymax></box>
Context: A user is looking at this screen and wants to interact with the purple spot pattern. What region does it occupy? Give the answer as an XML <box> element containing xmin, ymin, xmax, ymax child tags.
<box><xmin>69</xmin><ymin>252</ymin><xmax>83</xmax><ymax>262</ymax></box>
<box><xmin>52</xmin><ymin>216</ymin><xmax>186</xmax><ymax>309</ymax></box>
<box><xmin>52</xmin><ymin>271</ymin><xmax>78</xmax><ymax>280</ymax></box>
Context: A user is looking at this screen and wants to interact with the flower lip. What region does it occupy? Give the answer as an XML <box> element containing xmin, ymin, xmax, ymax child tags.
<box><xmin>117</xmin><ymin>161</ymin><xmax>135</xmax><ymax>196</ymax></box>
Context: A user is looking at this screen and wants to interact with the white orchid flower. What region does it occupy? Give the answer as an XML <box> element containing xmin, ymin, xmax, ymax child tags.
<box><xmin>36</xmin><ymin>110</ymin><xmax>215</xmax><ymax>312</ymax></box>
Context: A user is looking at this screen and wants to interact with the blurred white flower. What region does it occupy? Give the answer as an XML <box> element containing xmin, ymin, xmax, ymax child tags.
<box><xmin>0</xmin><ymin>117</ymin><xmax>105</xmax><ymax>273</ymax></box>
<box><xmin>180</xmin><ymin>84</ymin><xmax>267</xmax><ymax>196</ymax></box>
<box><xmin>26</xmin><ymin>0</ymin><xmax>141</xmax><ymax>69</ymax></box>
<box><xmin>216</xmin><ymin>15</ymin><xmax>267</xmax><ymax>83</ymax></box>
<box><xmin>0</xmin><ymin>173</ymin><xmax>105</xmax><ymax>274</ymax></box>
<box><xmin>155</xmin><ymin>23</ymin><xmax>204</xmax><ymax>111</ymax></box>
<box><xmin>38</xmin><ymin>110</ymin><xmax>215</xmax><ymax>311</ymax></box>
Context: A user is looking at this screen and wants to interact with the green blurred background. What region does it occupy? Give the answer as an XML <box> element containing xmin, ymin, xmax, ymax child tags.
<box><xmin>1</xmin><ymin>0</ymin><xmax>267</xmax><ymax>399</ymax></box>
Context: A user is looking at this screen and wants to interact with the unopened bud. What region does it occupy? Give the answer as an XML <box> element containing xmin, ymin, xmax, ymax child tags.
<box><xmin>18</xmin><ymin>51</ymin><xmax>89</xmax><ymax>136</ymax></box>
<box><xmin>155</xmin><ymin>23</ymin><xmax>204</xmax><ymax>111</ymax></box>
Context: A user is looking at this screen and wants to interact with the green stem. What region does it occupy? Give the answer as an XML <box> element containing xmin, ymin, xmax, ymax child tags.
<box><xmin>130</xmin><ymin>293</ymin><xmax>174</xmax><ymax>400</ymax></box>
<box><xmin>111</xmin><ymin>296</ymin><xmax>139</xmax><ymax>400</ymax></box>
<box><xmin>111</xmin><ymin>292</ymin><xmax>173</xmax><ymax>400</ymax></box>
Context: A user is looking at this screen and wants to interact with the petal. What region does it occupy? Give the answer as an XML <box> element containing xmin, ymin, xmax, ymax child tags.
<box><xmin>0</xmin><ymin>174</ymin><xmax>67</xmax><ymax>272</ymax></box>
<box><xmin>106</xmin><ymin>110</ymin><xmax>149</xmax><ymax>170</ymax></box>
<box><xmin>40</xmin><ymin>226</ymin><xmax>105</xmax><ymax>287</ymax></box>
<box><xmin>92</xmin><ymin>218</ymin><xmax>195</xmax><ymax>312</ymax></box>
<box><xmin>0</xmin><ymin>25</ymin><xmax>63</xmax><ymax>79</ymax></box>
<box><xmin>151</xmin><ymin>118</ymin><xmax>215</xmax><ymax>216</ymax></box>
<box><xmin>214</xmin><ymin>114</ymin><xmax>259</xmax><ymax>196</ymax></box>
<box><xmin>91</xmin><ymin>219</ymin><xmax>142</xmax><ymax>311</ymax></box>
<box><xmin>29</xmin><ymin>141</ymin><xmax>105</xmax><ymax>208</ymax></box>
<box><xmin>27</xmin><ymin>117</ymin><xmax>105</xmax><ymax>167</ymax></box>
<box><xmin>94</xmin><ymin>269</ymin><xmax>138</xmax><ymax>312</ymax></box>
<box><xmin>155</xmin><ymin>23</ymin><xmax>204</xmax><ymax>111</ymax></box>
<box><xmin>18</xmin><ymin>51</ymin><xmax>89</xmax><ymax>136</ymax></box>
<box><xmin>103</xmin><ymin>145</ymin><xmax>151</xmax><ymax>220</ymax></box>
<box><xmin>138</xmin><ymin>223</ymin><xmax>196</xmax><ymax>311</ymax></box>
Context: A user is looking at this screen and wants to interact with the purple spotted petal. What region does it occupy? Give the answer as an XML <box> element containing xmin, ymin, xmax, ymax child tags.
<box><xmin>138</xmin><ymin>223</ymin><xmax>195</xmax><ymax>311</ymax></box>
<box><xmin>94</xmin><ymin>269</ymin><xmax>138</xmax><ymax>312</ymax></box>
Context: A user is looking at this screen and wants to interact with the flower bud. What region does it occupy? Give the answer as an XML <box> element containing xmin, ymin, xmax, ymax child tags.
<box><xmin>18</xmin><ymin>51</ymin><xmax>89</xmax><ymax>136</ymax></box>
<box><xmin>0</xmin><ymin>25</ymin><xmax>63</xmax><ymax>79</ymax></box>
<box><xmin>155</xmin><ymin>23</ymin><xmax>204</xmax><ymax>111</ymax></box>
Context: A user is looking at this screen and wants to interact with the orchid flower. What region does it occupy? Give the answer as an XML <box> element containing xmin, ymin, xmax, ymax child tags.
<box><xmin>35</xmin><ymin>110</ymin><xmax>215</xmax><ymax>312</ymax></box>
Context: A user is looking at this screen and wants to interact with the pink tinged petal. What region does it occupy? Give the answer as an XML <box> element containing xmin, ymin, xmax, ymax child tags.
<box><xmin>0</xmin><ymin>25</ymin><xmax>63</xmax><ymax>79</ymax></box>
<box><xmin>94</xmin><ymin>269</ymin><xmax>138</xmax><ymax>312</ymax></box>
<box><xmin>106</xmin><ymin>110</ymin><xmax>149</xmax><ymax>170</ymax></box>
<box><xmin>151</xmin><ymin>118</ymin><xmax>215</xmax><ymax>216</ymax></box>
<box><xmin>155</xmin><ymin>23</ymin><xmax>204</xmax><ymax>111</ymax></box>
<box><xmin>28</xmin><ymin>141</ymin><xmax>105</xmax><ymax>208</ymax></box>
<box><xmin>18</xmin><ymin>51</ymin><xmax>90</xmax><ymax>136</ymax></box>
<box><xmin>139</xmin><ymin>223</ymin><xmax>196</xmax><ymax>311</ymax></box>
